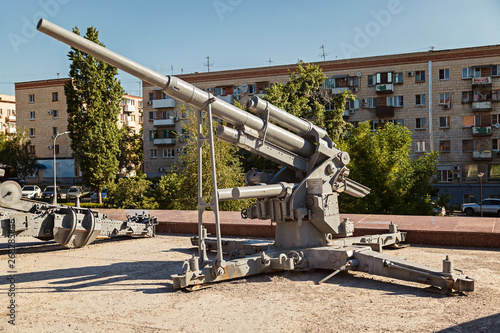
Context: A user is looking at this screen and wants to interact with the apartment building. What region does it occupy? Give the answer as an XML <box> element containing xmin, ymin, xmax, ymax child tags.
<box><xmin>143</xmin><ymin>44</ymin><xmax>500</xmax><ymax>205</ymax></box>
<box><xmin>15</xmin><ymin>78</ymin><xmax>143</xmax><ymax>183</ymax></box>
<box><xmin>0</xmin><ymin>94</ymin><xmax>16</xmax><ymax>135</ymax></box>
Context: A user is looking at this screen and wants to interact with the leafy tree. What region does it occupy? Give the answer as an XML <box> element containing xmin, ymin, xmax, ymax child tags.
<box><xmin>118</xmin><ymin>125</ymin><xmax>143</xmax><ymax>176</ymax></box>
<box><xmin>155</xmin><ymin>105</ymin><xmax>252</xmax><ymax>211</ymax></box>
<box><xmin>105</xmin><ymin>174</ymin><xmax>158</xmax><ymax>209</ymax></box>
<box><xmin>264</xmin><ymin>61</ymin><xmax>353</xmax><ymax>142</ymax></box>
<box><xmin>339</xmin><ymin>121</ymin><xmax>439</xmax><ymax>215</ymax></box>
<box><xmin>0</xmin><ymin>130</ymin><xmax>39</xmax><ymax>179</ymax></box>
<box><xmin>64</xmin><ymin>26</ymin><xmax>124</xmax><ymax>203</ymax></box>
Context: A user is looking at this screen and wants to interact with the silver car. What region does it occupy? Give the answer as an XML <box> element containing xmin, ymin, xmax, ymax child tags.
<box><xmin>461</xmin><ymin>198</ymin><xmax>500</xmax><ymax>216</ymax></box>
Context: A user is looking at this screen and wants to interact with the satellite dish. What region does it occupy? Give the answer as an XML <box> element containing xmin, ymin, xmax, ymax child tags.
<box><xmin>240</xmin><ymin>83</ymin><xmax>248</xmax><ymax>94</ymax></box>
<box><xmin>357</xmin><ymin>72</ymin><xmax>362</xmax><ymax>77</ymax></box>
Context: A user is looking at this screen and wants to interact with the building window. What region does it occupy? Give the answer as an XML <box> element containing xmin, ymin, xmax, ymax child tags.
<box><xmin>415</xmin><ymin>141</ymin><xmax>426</xmax><ymax>152</ymax></box>
<box><xmin>395</xmin><ymin>119</ymin><xmax>404</xmax><ymax>126</ymax></box>
<box><xmin>53</xmin><ymin>110</ymin><xmax>59</xmax><ymax>119</ymax></box>
<box><xmin>489</xmin><ymin>164</ymin><xmax>500</xmax><ymax>180</ymax></box>
<box><xmin>376</xmin><ymin>72</ymin><xmax>393</xmax><ymax>84</ymax></box>
<box><xmin>393</xmin><ymin>73</ymin><xmax>403</xmax><ymax>84</ymax></box>
<box><xmin>52</xmin><ymin>92</ymin><xmax>58</xmax><ymax>101</ymax></box>
<box><xmin>29</xmin><ymin>94</ymin><xmax>35</xmax><ymax>103</ymax></box>
<box><xmin>149</xmin><ymin>130</ymin><xmax>155</xmax><ymax>141</ymax></box>
<box><xmin>386</xmin><ymin>96</ymin><xmax>403</xmax><ymax>107</ymax></box>
<box><xmin>439</xmin><ymin>93</ymin><xmax>450</xmax><ymax>105</ymax></box>
<box><xmin>367</xmin><ymin>75</ymin><xmax>376</xmax><ymax>86</ymax></box>
<box><xmin>149</xmin><ymin>111</ymin><xmax>154</xmax><ymax>121</ymax></box>
<box><xmin>462</xmin><ymin>67</ymin><xmax>481</xmax><ymax>79</ymax></box>
<box><xmin>149</xmin><ymin>149</ymin><xmax>157</xmax><ymax>158</ymax></box>
<box><xmin>439</xmin><ymin>140</ymin><xmax>451</xmax><ymax>152</ymax></box>
<box><xmin>415</xmin><ymin>70</ymin><xmax>425</xmax><ymax>82</ymax></box>
<box><xmin>492</xmin><ymin>139</ymin><xmax>500</xmax><ymax>150</ymax></box>
<box><xmin>368</xmin><ymin>98</ymin><xmax>377</xmax><ymax>108</ymax></box>
<box><xmin>462</xmin><ymin>91</ymin><xmax>473</xmax><ymax>103</ymax></box>
<box><xmin>492</xmin><ymin>114</ymin><xmax>500</xmax><ymax>126</ymax></box>
<box><xmin>438</xmin><ymin>170</ymin><xmax>453</xmax><ymax>182</ymax></box>
<box><xmin>29</xmin><ymin>128</ymin><xmax>35</xmax><ymax>137</ymax></box>
<box><xmin>463</xmin><ymin>140</ymin><xmax>474</xmax><ymax>152</ymax></box>
<box><xmin>415</xmin><ymin>117</ymin><xmax>426</xmax><ymax>129</ymax></box>
<box><xmin>29</xmin><ymin>111</ymin><xmax>35</xmax><ymax>120</ymax></box>
<box><xmin>55</xmin><ymin>144</ymin><xmax>60</xmax><ymax>155</ymax></box>
<box><xmin>248</xmin><ymin>84</ymin><xmax>257</xmax><ymax>95</ymax></box>
<box><xmin>492</xmin><ymin>65</ymin><xmax>500</xmax><ymax>77</ymax></box>
<box><xmin>53</xmin><ymin>127</ymin><xmax>59</xmax><ymax>136</ymax></box>
<box><xmin>29</xmin><ymin>145</ymin><xmax>36</xmax><ymax>155</ymax></box>
<box><xmin>415</xmin><ymin>94</ymin><xmax>426</xmax><ymax>106</ymax></box>
<box><xmin>439</xmin><ymin>116</ymin><xmax>450</xmax><ymax>128</ymax></box>
<box><xmin>162</xmin><ymin>148</ymin><xmax>175</xmax><ymax>158</ymax></box>
<box><xmin>439</xmin><ymin>69</ymin><xmax>450</xmax><ymax>80</ymax></box>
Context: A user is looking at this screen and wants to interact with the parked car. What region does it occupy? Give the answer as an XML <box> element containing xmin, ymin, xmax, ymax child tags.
<box><xmin>66</xmin><ymin>186</ymin><xmax>83</xmax><ymax>200</ymax></box>
<box><xmin>461</xmin><ymin>198</ymin><xmax>500</xmax><ymax>216</ymax></box>
<box><xmin>21</xmin><ymin>185</ymin><xmax>42</xmax><ymax>199</ymax></box>
<box><xmin>41</xmin><ymin>185</ymin><xmax>62</xmax><ymax>199</ymax></box>
<box><xmin>91</xmin><ymin>188</ymin><xmax>107</xmax><ymax>201</ymax></box>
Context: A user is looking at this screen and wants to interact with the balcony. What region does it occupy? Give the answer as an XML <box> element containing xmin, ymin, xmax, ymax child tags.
<box><xmin>332</xmin><ymin>87</ymin><xmax>349</xmax><ymax>94</ymax></box>
<box><xmin>126</xmin><ymin>121</ymin><xmax>135</xmax><ymax>128</ymax></box>
<box><xmin>152</xmin><ymin>99</ymin><xmax>175</xmax><ymax>108</ymax></box>
<box><xmin>5</xmin><ymin>127</ymin><xmax>16</xmax><ymax>134</ymax></box>
<box><xmin>123</xmin><ymin>104</ymin><xmax>136</xmax><ymax>112</ymax></box>
<box><xmin>6</xmin><ymin>115</ymin><xmax>16</xmax><ymax>122</ymax></box>
<box><xmin>154</xmin><ymin>138</ymin><xmax>175</xmax><ymax>145</ymax></box>
<box><xmin>472</xmin><ymin>77</ymin><xmax>491</xmax><ymax>85</ymax></box>
<box><xmin>217</xmin><ymin>94</ymin><xmax>234</xmax><ymax>104</ymax></box>
<box><xmin>472</xmin><ymin>126</ymin><xmax>492</xmax><ymax>136</ymax></box>
<box><xmin>153</xmin><ymin>118</ymin><xmax>176</xmax><ymax>127</ymax></box>
<box><xmin>375</xmin><ymin>105</ymin><xmax>394</xmax><ymax>117</ymax></box>
<box><xmin>375</xmin><ymin>83</ymin><xmax>394</xmax><ymax>93</ymax></box>
<box><xmin>472</xmin><ymin>101</ymin><xmax>492</xmax><ymax>110</ymax></box>
<box><xmin>473</xmin><ymin>150</ymin><xmax>492</xmax><ymax>160</ymax></box>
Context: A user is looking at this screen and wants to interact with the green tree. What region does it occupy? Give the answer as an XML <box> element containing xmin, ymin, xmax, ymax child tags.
<box><xmin>64</xmin><ymin>26</ymin><xmax>124</xmax><ymax>203</ymax></box>
<box><xmin>0</xmin><ymin>130</ymin><xmax>39</xmax><ymax>179</ymax></box>
<box><xmin>339</xmin><ymin>121</ymin><xmax>439</xmax><ymax>215</ymax></box>
<box><xmin>105</xmin><ymin>174</ymin><xmax>158</xmax><ymax>209</ymax></box>
<box><xmin>264</xmin><ymin>61</ymin><xmax>353</xmax><ymax>141</ymax></box>
<box><xmin>117</xmin><ymin>125</ymin><xmax>143</xmax><ymax>176</ymax></box>
<box><xmin>155</xmin><ymin>105</ymin><xmax>252</xmax><ymax>211</ymax></box>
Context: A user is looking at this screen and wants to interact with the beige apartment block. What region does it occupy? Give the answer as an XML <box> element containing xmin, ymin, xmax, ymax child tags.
<box><xmin>0</xmin><ymin>94</ymin><xmax>16</xmax><ymax>135</ymax></box>
<box><xmin>15</xmin><ymin>78</ymin><xmax>143</xmax><ymax>182</ymax></box>
<box><xmin>143</xmin><ymin>44</ymin><xmax>500</xmax><ymax>205</ymax></box>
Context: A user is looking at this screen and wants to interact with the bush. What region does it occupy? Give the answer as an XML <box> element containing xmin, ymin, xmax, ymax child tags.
<box><xmin>105</xmin><ymin>174</ymin><xmax>159</xmax><ymax>209</ymax></box>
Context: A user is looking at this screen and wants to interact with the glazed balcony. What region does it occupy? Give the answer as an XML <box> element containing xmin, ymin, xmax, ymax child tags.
<box><xmin>472</xmin><ymin>150</ymin><xmax>492</xmax><ymax>160</ymax></box>
<box><xmin>375</xmin><ymin>83</ymin><xmax>394</xmax><ymax>93</ymax></box>
<box><xmin>153</xmin><ymin>138</ymin><xmax>175</xmax><ymax>145</ymax></box>
<box><xmin>472</xmin><ymin>126</ymin><xmax>491</xmax><ymax>136</ymax></box>
<box><xmin>472</xmin><ymin>101</ymin><xmax>492</xmax><ymax>110</ymax></box>
<box><xmin>154</xmin><ymin>118</ymin><xmax>176</xmax><ymax>127</ymax></box>
<box><xmin>152</xmin><ymin>99</ymin><xmax>175</xmax><ymax>108</ymax></box>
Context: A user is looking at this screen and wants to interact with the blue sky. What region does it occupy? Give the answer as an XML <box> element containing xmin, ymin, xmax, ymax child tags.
<box><xmin>1</xmin><ymin>0</ymin><xmax>500</xmax><ymax>96</ymax></box>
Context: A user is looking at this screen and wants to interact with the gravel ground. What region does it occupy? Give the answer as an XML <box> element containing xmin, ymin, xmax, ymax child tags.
<box><xmin>0</xmin><ymin>234</ymin><xmax>499</xmax><ymax>332</ymax></box>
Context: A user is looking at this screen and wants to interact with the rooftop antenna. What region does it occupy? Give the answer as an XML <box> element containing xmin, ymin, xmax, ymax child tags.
<box><xmin>171</xmin><ymin>65</ymin><xmax>174</xmax><ymax>75</ymax></box>
<box><xmin>203</xmin><ymin>56</ymin><xmax>212</xmax><ymax>72</ymax></box>
<box><xmin>266</xmin><ymin>57</ymin><xmax>274</xmax><ymax>66</ymax></box>
<box><xmin>429</xmin><ymin>45</ymin><xmax>435</xmax><ymax>51</ymax></box>
<box><xmin>319</xmin><ymin>44</ymin><xmax>328</xmax><ymax>61</ymax></box>
<box><xmin>57</xmin><ymin>72</ymin><xmax>60</xmax><ymax>79</ymax></box>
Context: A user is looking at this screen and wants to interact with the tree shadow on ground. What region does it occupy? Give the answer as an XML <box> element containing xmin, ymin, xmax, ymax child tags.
<box><xmin>436</xmin><ymin>313</ymin><xmax>500</xmax><ymax>332</ymax></box>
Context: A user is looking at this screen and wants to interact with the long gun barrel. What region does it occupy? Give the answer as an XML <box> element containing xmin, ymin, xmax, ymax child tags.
<box><xmin>37</xmin><ymin>19</ymin><xmax>320</xmax><ymax>158</ymax></box>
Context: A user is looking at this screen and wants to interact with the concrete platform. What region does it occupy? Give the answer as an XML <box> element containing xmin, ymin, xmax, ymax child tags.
<box><xmin>98</xmin><ymin>209</ymin><xmax>500</xmax><ymax>248</ymax></box>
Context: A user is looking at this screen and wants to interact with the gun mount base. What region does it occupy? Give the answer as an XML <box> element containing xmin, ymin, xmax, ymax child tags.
<box><xmin>174</xmin><ymin>225</ymin><xmax>473</xmax><ymax>293</ymax></box>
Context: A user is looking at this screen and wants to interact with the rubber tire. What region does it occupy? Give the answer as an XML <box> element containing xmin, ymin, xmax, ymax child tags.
<box><xmin>465</xmin><ymin>208</ymin><xmax>474</xmax><ymax>216</ymax></box>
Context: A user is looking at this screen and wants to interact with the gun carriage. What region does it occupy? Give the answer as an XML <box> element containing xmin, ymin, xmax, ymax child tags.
<box><xmin>37</xmin><ymin>19</ymin><xmax>474</xmax><ymax>293</ymax></box>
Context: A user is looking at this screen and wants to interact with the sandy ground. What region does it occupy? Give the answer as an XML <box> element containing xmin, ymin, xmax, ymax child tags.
<box><xmin>0</xmin><ymin>234</ymin><xmax>499</xmax><ymax>333</ymax></box>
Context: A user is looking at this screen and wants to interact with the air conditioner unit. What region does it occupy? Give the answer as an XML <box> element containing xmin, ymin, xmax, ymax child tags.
<box><xmin>176</xmin><ymin>147</ymin><xmax>182</xmax><ymax>152</ymax></box>
<box><xmin>352</xmin><ymin>87</ymin><xmax>358</xmax><ymax>92</ymax></box>
<box><xmin>379</xmin><ymin>119</ymin><xmax>385</xmax><ymax>124</ymax></box>
<box><xmin>174</xmin><ymin>117</ymin><xmax>179</xmax><ymax>121</ymax></box>
<box><xmin>494</xmin><ymin>123</ymin><xmax>500</xmax><ymax>129</ymax></box>
<box><xmin>147</xmin><ymin>101</ymin><xmax>152</xmax><ymax>105</ymax></box>
<box><xmin>453</xmin><ymin>171</ymin><xmax>461</xmax><ymax>178</ymax></box>
<box><xmin>407</xmin><ymin>71</ymin><xmax>415</xmax><ymax>77</ymax></box>
<box><xmin>453</xmin><ymin>164</ymin><xmax>461</xmax><ymax>171</ymax></box>
<box><xmin>206</xmin><ymin>88</ymin><xmax>212</xmax><ymax>91</ymax></box>
<box><xmin>443</xmin><ymin>104</ymin><xmax>451</xmax><ymax>109</ymax></box>
<box><xmin>349</xmin><ymin>109</ymin><xmax>355</xmax><ymax>114</ymax></box>
<box><xmin>48</xmin><ymin>110</ymin><xmax>53</xmax><ymax>115</ymax></box>
<box><xmin>361</xmin><ymin>98</ymin><xmax>367</xmax><ymax>103</ymax></box>
<box><xmin>48</xmin><ymin>145</ymin><xmax>54</xmax><ymax>149</ymax></box>
<box><xmin>159</xmin><ymin>167</ymin><xmax>163</xmax><ymax>172</ymax></box>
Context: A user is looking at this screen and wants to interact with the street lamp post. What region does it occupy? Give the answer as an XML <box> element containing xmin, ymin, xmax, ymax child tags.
<box><xmin>52</xmin><ymin>131</ymin><xmax>69</xmax><ymax>205</ymax></box>
<box><xmin>478</xmin><ymin>172</ymin><xmax>484</xmax><ymax>217</ymax></box>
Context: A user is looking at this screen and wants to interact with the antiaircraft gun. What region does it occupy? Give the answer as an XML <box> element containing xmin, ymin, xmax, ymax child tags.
<box><xmin>0</xmin><ymin>178</ymin><xmax>157</xmax><ymax>248</ymax></box>
<box><xmin>37</xmin><ymin>19</ymin><xmax>474</xmax><ymax>293</ymax></box>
